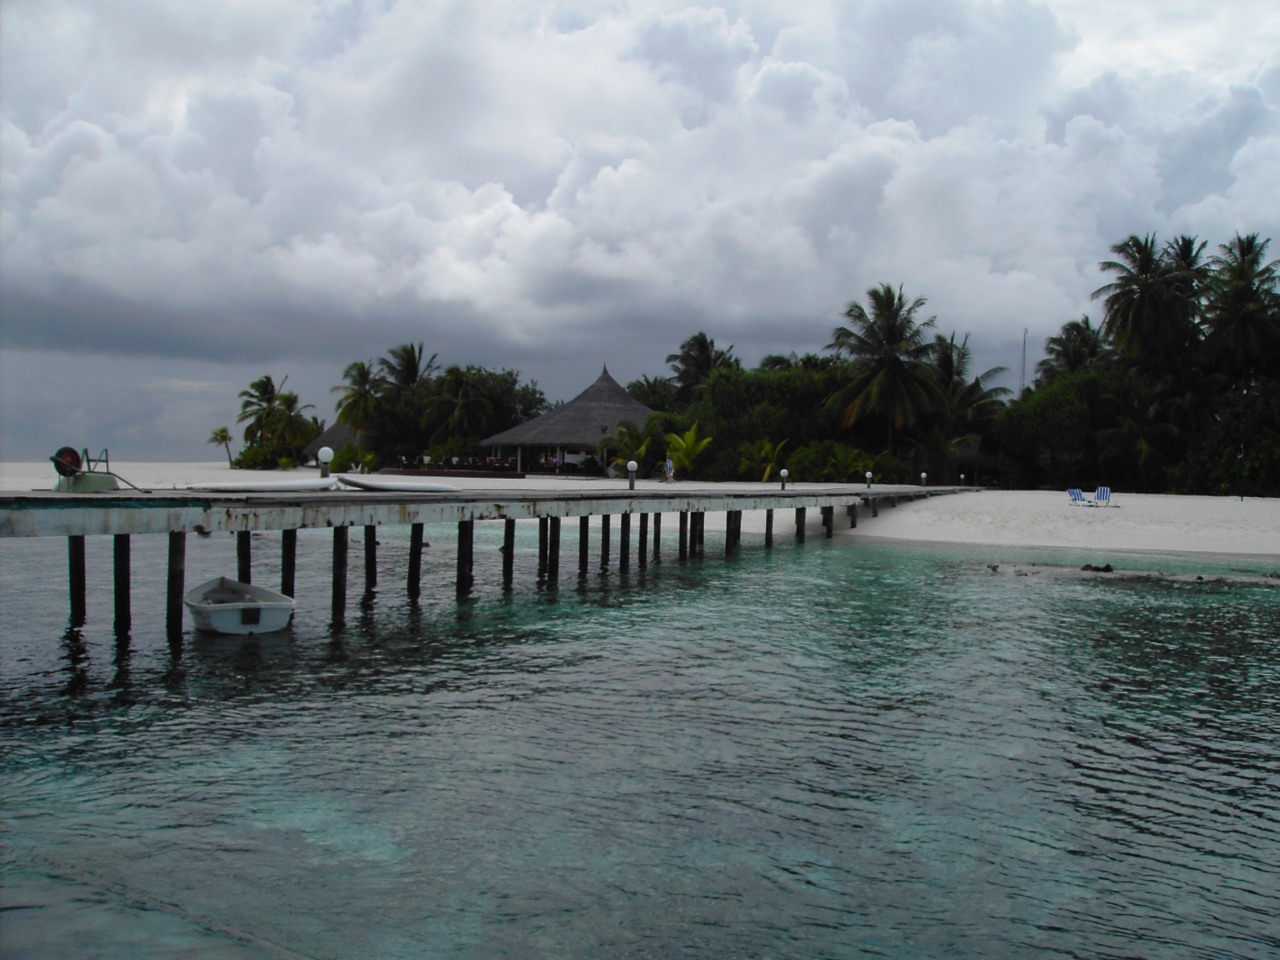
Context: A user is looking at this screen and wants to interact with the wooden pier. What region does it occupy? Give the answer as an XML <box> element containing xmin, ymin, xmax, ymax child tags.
<box><xmin>0</xmin><ymin>483</ymin><xmax>957</xmax><ymax>636</ymax></box>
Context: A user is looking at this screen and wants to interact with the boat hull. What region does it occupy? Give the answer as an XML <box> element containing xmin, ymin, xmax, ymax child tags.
<box><xmin>184</xmin><ymin>577</ymin><xmax>295</xmax><ymax>635</ymax></box>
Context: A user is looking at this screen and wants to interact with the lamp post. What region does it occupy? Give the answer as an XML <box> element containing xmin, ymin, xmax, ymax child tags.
<box><xmin>627</xmin><ymin>460</ymin><xmax>638</xmax><ymax>491</ymax></box>
<box><xmin>960</xmin><ymin>473</ymin><xmax>965</xmax><ymax>487</ymax></box>
<box><xmin>865</xmin><ymin>470</ymin><xmax>872</xmax><ymax>489</ymax></box>
<box><xmin>318</xmin><ymin>446</ymin><xmax>334</xmax><ymax>479</ymax></box>
<box><xmin>780</xmin><ymin>468</ymin><xmax>788</xmax><ymax>490</ymax></box>
<box><xmin>921</xmin><ymin>472</ymin><xmax>927</xmax><ymax>487</ymax></box>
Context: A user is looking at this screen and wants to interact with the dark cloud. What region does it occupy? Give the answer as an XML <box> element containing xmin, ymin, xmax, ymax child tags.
<box><xmin>2</xmin><ymin>0</ymin><xmax>1278</xmax><ymax>459</ymax></box>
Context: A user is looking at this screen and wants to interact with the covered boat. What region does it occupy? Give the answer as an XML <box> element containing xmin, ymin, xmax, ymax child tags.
<box><xmin>184</xmin><ymin>577</ymin><xmax>295</xmax><ymax>635</ymax></box>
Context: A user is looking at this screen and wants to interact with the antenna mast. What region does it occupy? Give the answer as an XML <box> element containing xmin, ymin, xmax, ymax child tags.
<box><xmin>1020</xmin><ymin>328</ymin><xmax>1027</xmax><ymax>393</ymax></box>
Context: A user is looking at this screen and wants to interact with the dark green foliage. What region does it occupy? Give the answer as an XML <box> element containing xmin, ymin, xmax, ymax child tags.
<box><xmin>233</xmin><ymin>374</ymin><xmax>322</xmax><ymax>468</ymax></box>
<box><xmin>220</xmin><ymin>230</ymin><xmax>1275</xmax><ymax>491</ymax></box>
<box><xmin>329</xmin><ymin>444</ymin><xmax>367</xmax><ymax>474</ymax></box>
<box><xmin>627</xmin><ymin>374</ymin><xmax>679</xmax><ymax>411</ymax></box>
<box><xmin>1000</xmin><ymin>231</ymin><xmax>1279</xmax><ymax>493</ymax></box>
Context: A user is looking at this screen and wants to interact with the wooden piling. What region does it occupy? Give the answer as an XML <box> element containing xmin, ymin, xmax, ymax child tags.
<box><xmin>822</xmin><ymin>505</ymin><xmax>834</xmax><ymax>539</ymax></box>
<box><xmin>679</xmin><ymin>511</ymin><xmax>689</xmax><ymax>560</ymax></box>
<box><xmin>620</xmin><ymin>513</ymin><xmax>631</xmax><ymax>571</ymax></box>
<box><xmin>578</xmin><ymin>516</ymin><xmax>590</xmax><ymax>578</ymax></box>
<box><xmin>364</xmin><ymin>525</ymin><xmax>378</xmax><ymax>594</ymax></box>
<box><xmin>725</xmin><ymin>510</ymin><xmax>741</xmax><ymax>557</ymax></box>
<box><xmin>795</xmin><ymin>507</ymin><xmax>806</xmax><ymax>544</ymax></box>
<box><xmin>638</xmin><ymin>513</ymin><xmax>649</xmax><ymax>567</ymax></box>
<box><xmin>113</xmin><ymin>533</ymin><xmax>131</xmax><ymax>633</ymax></box>
<box><xmin>538</xmin><ymin>517</ymin><xmax>549</xmax><ymax>582</ymax></box>
<box><xmin>166</xmin><ymin>531</ymin><xmax>185</xmax><ymax>640</ymax></box>
<box><xmin>408</xmin><ymin>523</ymin><xmax>424</xmax><ymax>601</ymax></box>
<box><xmin>332</xmin><ymin>526</ymin><xmax>348</xmax><ymax>620</ymax></box>
<box><xmin>502</xmin><ymin>518</ymin><xmax>516</xmax><ymax>589</ymax></box>
<box><xmin>548</xmin><ymin>517</ymin><xmax>561</xmax><ymax>587</ymax></box>
<box><xmin>765</xmin><ymin>509</ymin><xmax>774</xmax><ymax>549</ymax></box>
<box><xmin>600</xmin><ymin>514</ymin><xmax>611</xmax><ymax>573</ymax></box>
<box><xmin>237</xmin><ymin>531</ymin><xmax>251</xmax><ymax>584</ymax></box>
<box><xmin>68</xmin><ymin>535</ymin><xmax>86</xmax><ymax>626</ymax></box>
<box><xmin>653</xmin><ymin>513</ymin><xmax>662</xmax><ymax>564</ymax></box>
<box><xmin>456</xmin><ymin>519</ymin><xmax>474</xmax><ymax>599</ymax></box>
<box><xmin>282</xmin><ymin>529</ymin><xmax>297</xmax><ymax>597</ymax></box>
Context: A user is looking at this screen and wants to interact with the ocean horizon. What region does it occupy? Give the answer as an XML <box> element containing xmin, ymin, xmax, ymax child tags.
<box><xmin>2</xmin><ymin>463</ymin><xmax>1279</xmax><ymax>958</ymax></box>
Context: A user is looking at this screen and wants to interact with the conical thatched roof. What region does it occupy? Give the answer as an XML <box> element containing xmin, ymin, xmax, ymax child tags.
<box><xmin>481</xmin><ymin>366</ymin><xmax>653</xmax><ymax>448</ymax></box>
<box><xmin>303</xmin><ymin>422</ymin><xmax>358</xmax><ymax>462</ymax></box>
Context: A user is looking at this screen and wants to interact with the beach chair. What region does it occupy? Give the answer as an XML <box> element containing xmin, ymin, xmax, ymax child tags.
<box><xmin>1091</xmin><ymin>486</ymin><xmax>1112</xmax><ymax>507</ymax></box>
<box><xmin>1067</xmin><ymin>487</ymin><xmax>1088</xmax><ymax>505</ymax></box>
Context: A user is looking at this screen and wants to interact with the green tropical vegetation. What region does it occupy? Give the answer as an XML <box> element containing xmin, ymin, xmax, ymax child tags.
<box><xmin>216</xmin><ymin>232</ymin><xmax>1278</xmax><ymax>494</ymax></box>
<box><xmin>207</xmin><ymin>426</ymin><xmax>234</xmax><ymax>465</ymax></box>
<box><xmin>1001</xmin><ymin>232</ymin><xmax>1280</xmax><ymax>495</ymax></box>
<box><xmin>232</xmin><ymin>375</ymin><xmax>324</xmax><ymax>469</ymax></box>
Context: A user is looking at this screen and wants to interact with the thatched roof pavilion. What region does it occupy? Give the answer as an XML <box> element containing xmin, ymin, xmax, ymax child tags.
<box><xmin>481</xmin><ymin>366</ymin><xmax>653</xmax><ymax>469</ymax></box>
<box><xmin>303</xmin><ymin>423</ymin><xmax>358</xmax><ymax>464</ymax></box>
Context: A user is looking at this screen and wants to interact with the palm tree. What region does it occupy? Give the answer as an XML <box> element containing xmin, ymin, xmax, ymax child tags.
<box><xmin>663</xmin><ymin>422</ymin><xmax>713</xmax><ymax>477</ymax></box>
<box><xmin>1036</xmin><ymin>316</ymin><xmax>1108</xmax><ymax>385</ymax></box>
<box><xmin>738</xmin><ymin>438</ymin><xmax>787</xmax><ymax>482</ymax></box>
<box><xmin>207</xmin><ymin>426</ymin><xmax>234</xmax><ymax>465</ymax></box>
<box><xmin>758</xmin><ymin>352</ymin><xmax>835</xmax><ymax>371</ymax></box>
<box><xmin>1162</xmin><ymin>234</ymin><xmax>1210</xmax><ymax>359</ymax></box>
<box><xmin>627</xmin><ymin>374</ymin><xmax>678</xmax><ymax>411</ymax></box>
<box><xmin>1092</xmin><ymin>233</ymin><xmax>1201</xmax><ymax>371</ymax></box>
<box><xmin>932</xmin><ymin>332</ymin><xmax>1010</xmax><ymax>440</ymax></box>
<box><xmin>824</xmin><ymin>442</ymin><xmax>873</xmax><ymax>482</ymax></box>
<box><xmin>270</xmin><ymin>391</ymin><xmax>317</xmax><ymax>456</ymax></box>
<box><xmin>824</xmin><ymin>283</ymin><xmax>941</xmax><ymax>455</ymax></box>
<box><xmin>378</xmin><ymin>342</ymin><xmax>439</xmax><ymax>393</ymax></box>
<box><xmin>427</xmin><ymin>366</ymin><xmax>494</xmax><ymax>442</ymax></box>
<box><xmin>331</xmin><ymin>360</ymin><xmax>379</xmax><ymax>436</ymax></box>
<box><xmin>237</xmin><ymin>375</ymin><xmax>284</xmax><ymax>445</ymax></box>
<box><xmin>1204</xmin><ymin>233</ymin><xmax>1280</xmax><ymax>383</ymax></box>
<box><xmin>601</xmin><ymin>421</ymin><xmax>652</xmax><ymax>471</ymax></box>
<box><xmin>667</xmin><ymin>332</ymin><xmax>738</xmax><ymax>405</ymax></box>
<box><xmin>1099</xmin><ymin>379</ymin><xmax>1179</xmax><ymax>490</ymax></box>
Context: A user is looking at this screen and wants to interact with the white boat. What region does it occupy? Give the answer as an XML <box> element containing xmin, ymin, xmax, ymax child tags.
<box><xmin>337</xmin><ymin>475</ymin><xmax>461</xmax><ymax>493</ymax></box>
<box><xmin>188</xmin><ymin>477</ymin><xmax>338</xmax><ymax>492</ymax></box>
<box><xmin>184</xmin><ymin>577</ymin><xmax>296</xmax><ymax>635</ymax></box>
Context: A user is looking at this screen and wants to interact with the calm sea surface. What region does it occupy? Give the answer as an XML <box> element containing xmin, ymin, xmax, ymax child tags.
<box><xmin>2</xmin><ymin>522</ymin><xmax>1278</xmax><ymax>959</ymax></box>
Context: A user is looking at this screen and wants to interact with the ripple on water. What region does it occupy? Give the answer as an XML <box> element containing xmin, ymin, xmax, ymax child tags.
<box><xmin>2</xmin><ymin>537</ymin><xmax>1279</xmax><ymax>958</ymax></box>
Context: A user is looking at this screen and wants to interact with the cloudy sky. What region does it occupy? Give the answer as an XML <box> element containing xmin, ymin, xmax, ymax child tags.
<box><xmin>2</xmin><ymin>0</ymin><xmax>1278</xmax><ymax>461</ymax></box>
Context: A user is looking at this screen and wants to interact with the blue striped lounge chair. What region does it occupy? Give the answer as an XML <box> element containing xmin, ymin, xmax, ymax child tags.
<box><xmin>1067</xmin><ymin>487</ymin><xmax>1087</xmax><ymax>505</ymax></box>
<box><xmin>1091</xmin><ymin>486</ymin><xmax>1112</xmax><ymax>507</ymax></box>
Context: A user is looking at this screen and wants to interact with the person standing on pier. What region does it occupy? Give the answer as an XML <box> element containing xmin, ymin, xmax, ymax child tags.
<box><xmin>664</xmin><ymin>455</ymin><xmax>675</xmax><ymax>483</ymax></box>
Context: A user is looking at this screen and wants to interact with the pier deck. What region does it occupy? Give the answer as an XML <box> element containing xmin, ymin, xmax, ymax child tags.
<box><xmin>0</xmin><ymin>484</ymin><xmax>937</xmax><ymax>538</ymax></box>
<box><xmin>1</xmin><ymin>482</ymin><xmax>965</xmax><ymax>632</ymax></box>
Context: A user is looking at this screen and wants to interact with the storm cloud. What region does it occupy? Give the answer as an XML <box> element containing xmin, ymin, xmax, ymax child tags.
<box><xmin>2</xmin><ymin>0</ymin><xmax>1277</xmax><ymax>459</ymax></box>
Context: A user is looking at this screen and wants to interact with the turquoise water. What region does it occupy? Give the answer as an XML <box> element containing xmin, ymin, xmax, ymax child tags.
<box><xmin>2</xmin><ymin>525</ymin><xmax>1279</xmax><ymax>959</ymax></box>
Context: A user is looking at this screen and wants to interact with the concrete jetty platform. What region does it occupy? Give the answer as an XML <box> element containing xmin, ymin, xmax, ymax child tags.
<box><xmin>1</xmin><ymin>482</ymin><xmax>964</xmax><ymax>634</ymax></box>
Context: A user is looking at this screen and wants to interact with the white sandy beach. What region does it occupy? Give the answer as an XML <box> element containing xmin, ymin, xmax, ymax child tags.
<box><xmin>2</xmin><ymin>460</ymin><xmax>1276</xmax><ymax>559</ymax></box>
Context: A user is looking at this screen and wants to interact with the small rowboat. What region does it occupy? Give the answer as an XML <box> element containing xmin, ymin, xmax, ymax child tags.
<box><xmin>184</xmin><ymin>577</ymin><xmax>295</xmax><ymax>635</ymax></box>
